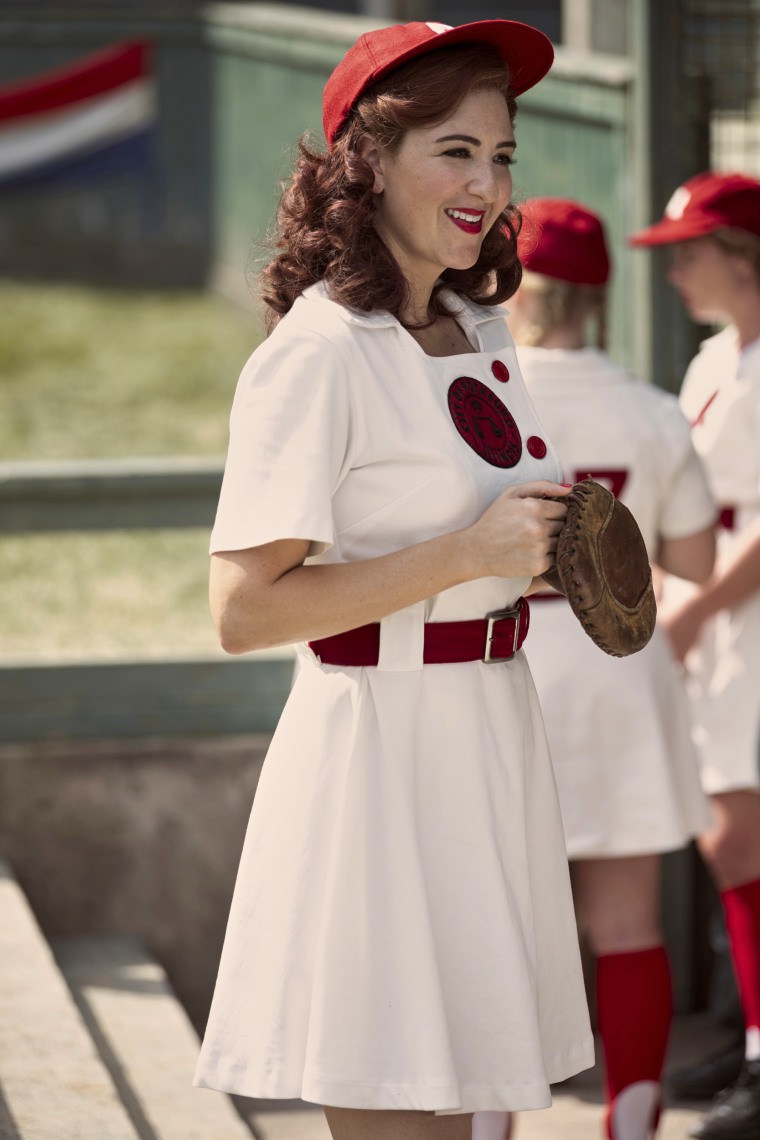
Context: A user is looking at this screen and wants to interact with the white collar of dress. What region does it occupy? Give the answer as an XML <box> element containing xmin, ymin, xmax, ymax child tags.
<box><xmin>302</xmin><ymin>281</ymin><xmax>508</xmax><ymax>333</ymax></box>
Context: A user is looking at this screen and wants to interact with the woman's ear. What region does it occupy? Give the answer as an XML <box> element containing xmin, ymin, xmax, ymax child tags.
<box><xmin>732</xmin><ymin>253</ymin><xmax>758</xmax><ymax>288</ymax></box>
<box><xmin>358</xmin><ymin>136</ymin><xmax>385</xmax><ymax>194</ymax></box>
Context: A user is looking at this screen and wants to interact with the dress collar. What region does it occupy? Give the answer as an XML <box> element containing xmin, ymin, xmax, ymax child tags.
<box><xmin>302</xmin><ymin>281</ymin><xmax>508</xmax><ymax>332</ymax></box>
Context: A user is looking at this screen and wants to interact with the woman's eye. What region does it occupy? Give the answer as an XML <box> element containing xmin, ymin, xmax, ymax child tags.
<box><xmin>440</xmin><ymin>148</ymin><xmax>515</xmax><ymax>165</ymax></box>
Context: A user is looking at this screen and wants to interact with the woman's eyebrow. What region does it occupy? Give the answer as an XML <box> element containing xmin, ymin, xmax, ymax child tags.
<box><xmin>435</xmin><ymin>133</ymin><xmax>516</xmax><ymax>149</ymax></box>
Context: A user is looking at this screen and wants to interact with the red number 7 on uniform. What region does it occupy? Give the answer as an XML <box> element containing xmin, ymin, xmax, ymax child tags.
<box><xmin>574</xmin><ymin>469</ymin><xmax>628</xmax><ymax>500</ymax></box>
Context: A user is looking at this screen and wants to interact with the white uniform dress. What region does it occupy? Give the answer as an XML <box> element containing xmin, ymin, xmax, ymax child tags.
<box><xmin>193</xmin><ymin>284</ymin><xmax>594</xmax><ymax>1113</ymax></box>
<box><xmin>675</xmin><ymin>328</ymin><xmax>760</xmax><ymax>794</ymax></box>
<box><xmin>518</xmin><ymin>346</ymin><xmax>715</xmax><ymax>858</ymax></box>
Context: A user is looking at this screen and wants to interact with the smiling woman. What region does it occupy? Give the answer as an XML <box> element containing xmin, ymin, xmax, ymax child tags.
<box><xmin>360</xmin><ymin>87</ymin><xmax>516</xmax><ymax>325</ymax></box>
<box><xmin>193</xmin><ymin>21</ymin><xmax>594</xmax><ymax>1140</ymax></box>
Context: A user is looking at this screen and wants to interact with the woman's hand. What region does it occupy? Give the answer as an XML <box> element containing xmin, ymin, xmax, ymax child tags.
<box><xmin>466</xmin><ymin>481</ymin><xmax>571</xmax><ymax>580</ymax></box>
<box><xmin>661</xmin><ymin>598</ymin><xmax>709</xmax><ymax>664</ymax></box>
<box><xmin>661</xmin><ymin>519</ymin><xmax>760</xmax><ymax>664</ymax></box>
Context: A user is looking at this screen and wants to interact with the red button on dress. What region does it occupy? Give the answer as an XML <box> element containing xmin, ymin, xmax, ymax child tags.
<box><xmin>527</xmin><ymin>436</ymin><xmax>547</xmax><ymax>459</ymax></box>
<box><xmin>491</xmin><ymin>360</ymin><xmax>510</xmax><ymax>383</ymax></box>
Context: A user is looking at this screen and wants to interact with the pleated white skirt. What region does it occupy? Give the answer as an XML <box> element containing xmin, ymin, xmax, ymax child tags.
<box><xmin>194</xmin><ymin>649</ymin><xmax>594</xmax><ymax>1112</ymax></box>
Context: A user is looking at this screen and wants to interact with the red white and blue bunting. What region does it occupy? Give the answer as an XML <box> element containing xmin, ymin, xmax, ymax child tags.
<box><xmin>0</xmin><ymin>40</ymin><xmax>155</xmax><ymax>191</ymax></box>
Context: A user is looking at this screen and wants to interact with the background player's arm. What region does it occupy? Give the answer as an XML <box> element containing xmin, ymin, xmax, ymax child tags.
<box><xmin>656</xmin><ymin>524</ymin><xmax>716</xmax><ymax>585</ymax></box>
<box><xmin>663</xmin><ymin>520</ymin><xmax>760</xmax><ymax>662</ymax></box>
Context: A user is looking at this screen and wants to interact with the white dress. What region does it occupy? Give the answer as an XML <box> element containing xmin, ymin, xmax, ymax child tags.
<box><xmin>193</xmin><ymin>284</ymin><xmax>594</xmax><ymax>1114</ymax></box>
<box><xmin>518</xmin><ymin>346</ymin><xmax>715</xmax><ymax>858</ymax></box>
<box><xmin>673</xmin><ymin>328</ymin><xmax>760</xmax><ymax>794</ymax></box>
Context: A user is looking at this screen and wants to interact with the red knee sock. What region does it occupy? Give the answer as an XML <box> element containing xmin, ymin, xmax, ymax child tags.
<box><xmin>721</xmin><ymin>876</ymin><xmax>760</xmax><ymax>1052</ymax></box>
<box><xmin>597</xmin><ymin>946</ymin><xmax>672</xmax><ymax>1138</ymax></box>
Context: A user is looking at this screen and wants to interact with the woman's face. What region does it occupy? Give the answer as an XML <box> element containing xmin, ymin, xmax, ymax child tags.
<box><xmin>364</xmin><ymin>87</ymin><xmax>515</xmax><ymax>295</ymax></box>
<box><xmin>667</xmin><ymin>236</ymin><xmax>750</xmax><ymax>324</ymax></box>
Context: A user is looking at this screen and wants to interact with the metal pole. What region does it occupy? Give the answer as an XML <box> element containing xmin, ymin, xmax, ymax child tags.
<box><xmin>628</xmin><ymin>0</ymin><xmax>653</xmax><ymax>383</ymax></box>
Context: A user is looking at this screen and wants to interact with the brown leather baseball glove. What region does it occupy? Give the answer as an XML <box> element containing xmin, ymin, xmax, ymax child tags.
<box><xmin>542</xmin><ymin>479</ymin><xmax>656</xmax><ymax>657</ymax></box>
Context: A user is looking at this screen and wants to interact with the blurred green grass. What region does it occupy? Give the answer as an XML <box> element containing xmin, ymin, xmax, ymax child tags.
<box><xmin>0</xmin><ymin>529</ymin><xmax>219</xmax><ymax>661</ymax></box>
<box><xmin>0</xmin><ymin>280</ymin><xmax>260</xmax><ymax>460</ymax></box>
<box><xmin>0</xmin><ymin>281</ymin><xmax>262</xmax><ymax>660</ymax></box>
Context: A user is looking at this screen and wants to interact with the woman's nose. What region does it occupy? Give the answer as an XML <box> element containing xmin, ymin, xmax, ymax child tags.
<box><xmin>468</xmin><ymin>161</ymin><xmax>501</xmax><ymax>201</ymax></box>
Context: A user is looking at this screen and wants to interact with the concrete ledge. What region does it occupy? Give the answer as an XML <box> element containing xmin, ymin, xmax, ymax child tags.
<box><xmin>0</xmin><ymin>857</ymin><xmax>138</xmax><ymax>1140</ymax></box>
<box><xmin>53</xmin><ymin>936</ymin><xmax>252</xmax><ymax>1140</ymax></box>
<box><xmin>0</xmin><ymin>457</ymin><xmax>224</xmax><ymax>534</ymax></box>
<box><xmin>0</xmin><ymin>655</ymin><xmax>293</xmax><ymax>742</ymax></box>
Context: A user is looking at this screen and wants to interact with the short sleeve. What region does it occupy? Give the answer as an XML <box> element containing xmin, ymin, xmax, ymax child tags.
<box><xmin>210</xmin><ymin>326</ymin><xmax>354</xmax><ymax>557</ymax></box>
<box><xmin>680</xmin><ymin>334</ymin><xmax>760</xmax><ymax>510</ymax></box>
<box><xmin>656</xmin><ymin>398</ymin><xmax>717</xmax><ymax>539</ymax></box>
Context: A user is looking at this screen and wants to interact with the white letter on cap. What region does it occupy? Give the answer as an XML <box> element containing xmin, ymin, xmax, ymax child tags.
<box><xmin>666</xmin><ymin>186</ymin><xmax>691</xmax><ymax>220</ymax></box>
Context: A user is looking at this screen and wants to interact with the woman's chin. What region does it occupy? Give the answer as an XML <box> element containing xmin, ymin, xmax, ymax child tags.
<box><xmin>691</xmin><ymin>304</ymin><xmax>728</xmax><ymax>325</ymax></box>
<box><xmin>446</xmin><ymin>250</ymin><xmax>482</xmax><ymax>273</ymax></box>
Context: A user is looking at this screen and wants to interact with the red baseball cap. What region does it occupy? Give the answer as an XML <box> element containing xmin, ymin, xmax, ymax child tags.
<box><xmin>629</xmin><ymin>171</ymin><xmax>760</xmax><ymax>246</ymax></box>
<box><xmin>322</xmin><ymin>20</ymin><xmax>554</xmax><ymax>148</ymax></box>
<box><xmin>517</xmin><ymin>198</ymin><xmax>611</xmax><ymax>285</ymax></box>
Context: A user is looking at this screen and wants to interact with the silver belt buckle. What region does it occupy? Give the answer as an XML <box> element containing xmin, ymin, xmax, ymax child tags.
<box><xmin>483</xmin><ymin>604</ymin><xmax>523</xmax><ymax>664</ymax></box>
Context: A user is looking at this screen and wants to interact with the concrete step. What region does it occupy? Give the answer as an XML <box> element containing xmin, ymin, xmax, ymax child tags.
<box><xmin>0</xmin><ymin>857</ymin><xmax>139</xmax><ymax>1140</ymax></box>
<box><xmin>52</xmin><ymin>935</ymin><xmax>252</xmax><ymax>1140</ymax></box>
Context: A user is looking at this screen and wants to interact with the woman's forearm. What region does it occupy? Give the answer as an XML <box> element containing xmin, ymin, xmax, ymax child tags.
<box><xmin>211</xmin><ymin>481</ymin><xmax>570</xmax><ymax>654</ymax></box>
<box><xmin>212</xmin><ymin>527</ymin><xmax>477</xmax><ymax>653</ymax></box>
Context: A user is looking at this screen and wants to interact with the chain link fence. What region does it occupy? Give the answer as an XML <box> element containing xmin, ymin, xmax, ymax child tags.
<box><xmin>684</xmin><ymin>0</ymin><xmax>760</xmax><ymax>174</ymax></box>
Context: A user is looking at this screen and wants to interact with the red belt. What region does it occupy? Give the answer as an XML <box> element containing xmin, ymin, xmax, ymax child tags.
<box><xmin>309</xmin><ymin>599</ymin><xmax>529</xmax><ymax>666</ymax></box>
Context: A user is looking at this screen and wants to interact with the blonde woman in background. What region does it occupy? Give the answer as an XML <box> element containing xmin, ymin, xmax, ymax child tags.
<box><xmin>508</xmin><ymin>198</ymin><xmax>716</xmax><ymax>1140</ymax></box>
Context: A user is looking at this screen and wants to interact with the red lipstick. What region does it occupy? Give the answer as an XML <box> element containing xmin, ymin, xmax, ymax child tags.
<box><xmin>445</xmin><ymin>208</ymin><xmax>485</xmax><ymax>234</ymax></box>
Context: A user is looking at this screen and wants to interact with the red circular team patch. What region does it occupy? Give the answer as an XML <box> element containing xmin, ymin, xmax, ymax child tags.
<box><xmin>448</xmin><ymin>376</ymin><xmax>522</xmax><ymax>468</ymax></box>
<box><xmin>527</xmin><ymin>435</ymin><xmax>547</xmax><ymax>459</ymax></box>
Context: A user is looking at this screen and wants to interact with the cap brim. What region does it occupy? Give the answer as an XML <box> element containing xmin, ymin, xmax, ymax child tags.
<box><xmin>629</xmin><ymin>215</ymin><xmax>718</xmax><ymax>247</ymax></box>
<box><xmin>381</xmin><ymin>20</ymin><xmax>554</xmax><ymax>98</ymax></box>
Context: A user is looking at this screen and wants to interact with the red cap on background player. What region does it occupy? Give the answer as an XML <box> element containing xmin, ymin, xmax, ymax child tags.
<box><xmin>517</xmin><ymin>198</ymin><xmax>611</xmax><ymax>285</ymax></box>
<box><xmin>629</xmin><ymin>171</ymin><xmax>760</xmax><ymax>246</ymax></box>
<box><xmin>322</xmin><ymin>20</ymin><xmax>554</xmax><ymax>147</ymax></box>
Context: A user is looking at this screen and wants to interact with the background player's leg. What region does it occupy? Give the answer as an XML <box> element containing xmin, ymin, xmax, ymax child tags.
<box><xmin>471</xmin><ymin>1110</ymin><xmax>513</xmax><ymax>1139</ymax></box>
<box><xmin>699</xmin><ymin>791</ymin><xmax>760</xmax><ymax>1065</ymax></box>
<box><xmin>324</xmin><ymin>1108</ymin><xmax>473</xmax><ymax>1140</ymax></box>
<box><xmin>575</xmin><ymin>855</ymin><xmax>670</xmax><ymax>1140</ymax></box>
<box><xmin>699</xmin><ymin>790</ymin><xmax>760</xmax><ymax>891</ymax></box>
<box><xmin>691</xmin><ymin>791</ymin><xmax>760</xmax><ymax>1138</ymax></box>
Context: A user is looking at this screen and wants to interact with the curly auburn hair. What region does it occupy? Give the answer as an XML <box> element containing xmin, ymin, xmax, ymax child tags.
<box><xmin>260</xmin><ymin>43</ymin><xmax>522</xmax><ymax>333</ymax></box>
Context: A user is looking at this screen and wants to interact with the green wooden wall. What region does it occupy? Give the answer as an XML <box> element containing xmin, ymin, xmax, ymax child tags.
<box><xmin>206</xmin><ymin>6</ymin><xmax>384</xmax><ymax>291</ymax></box>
